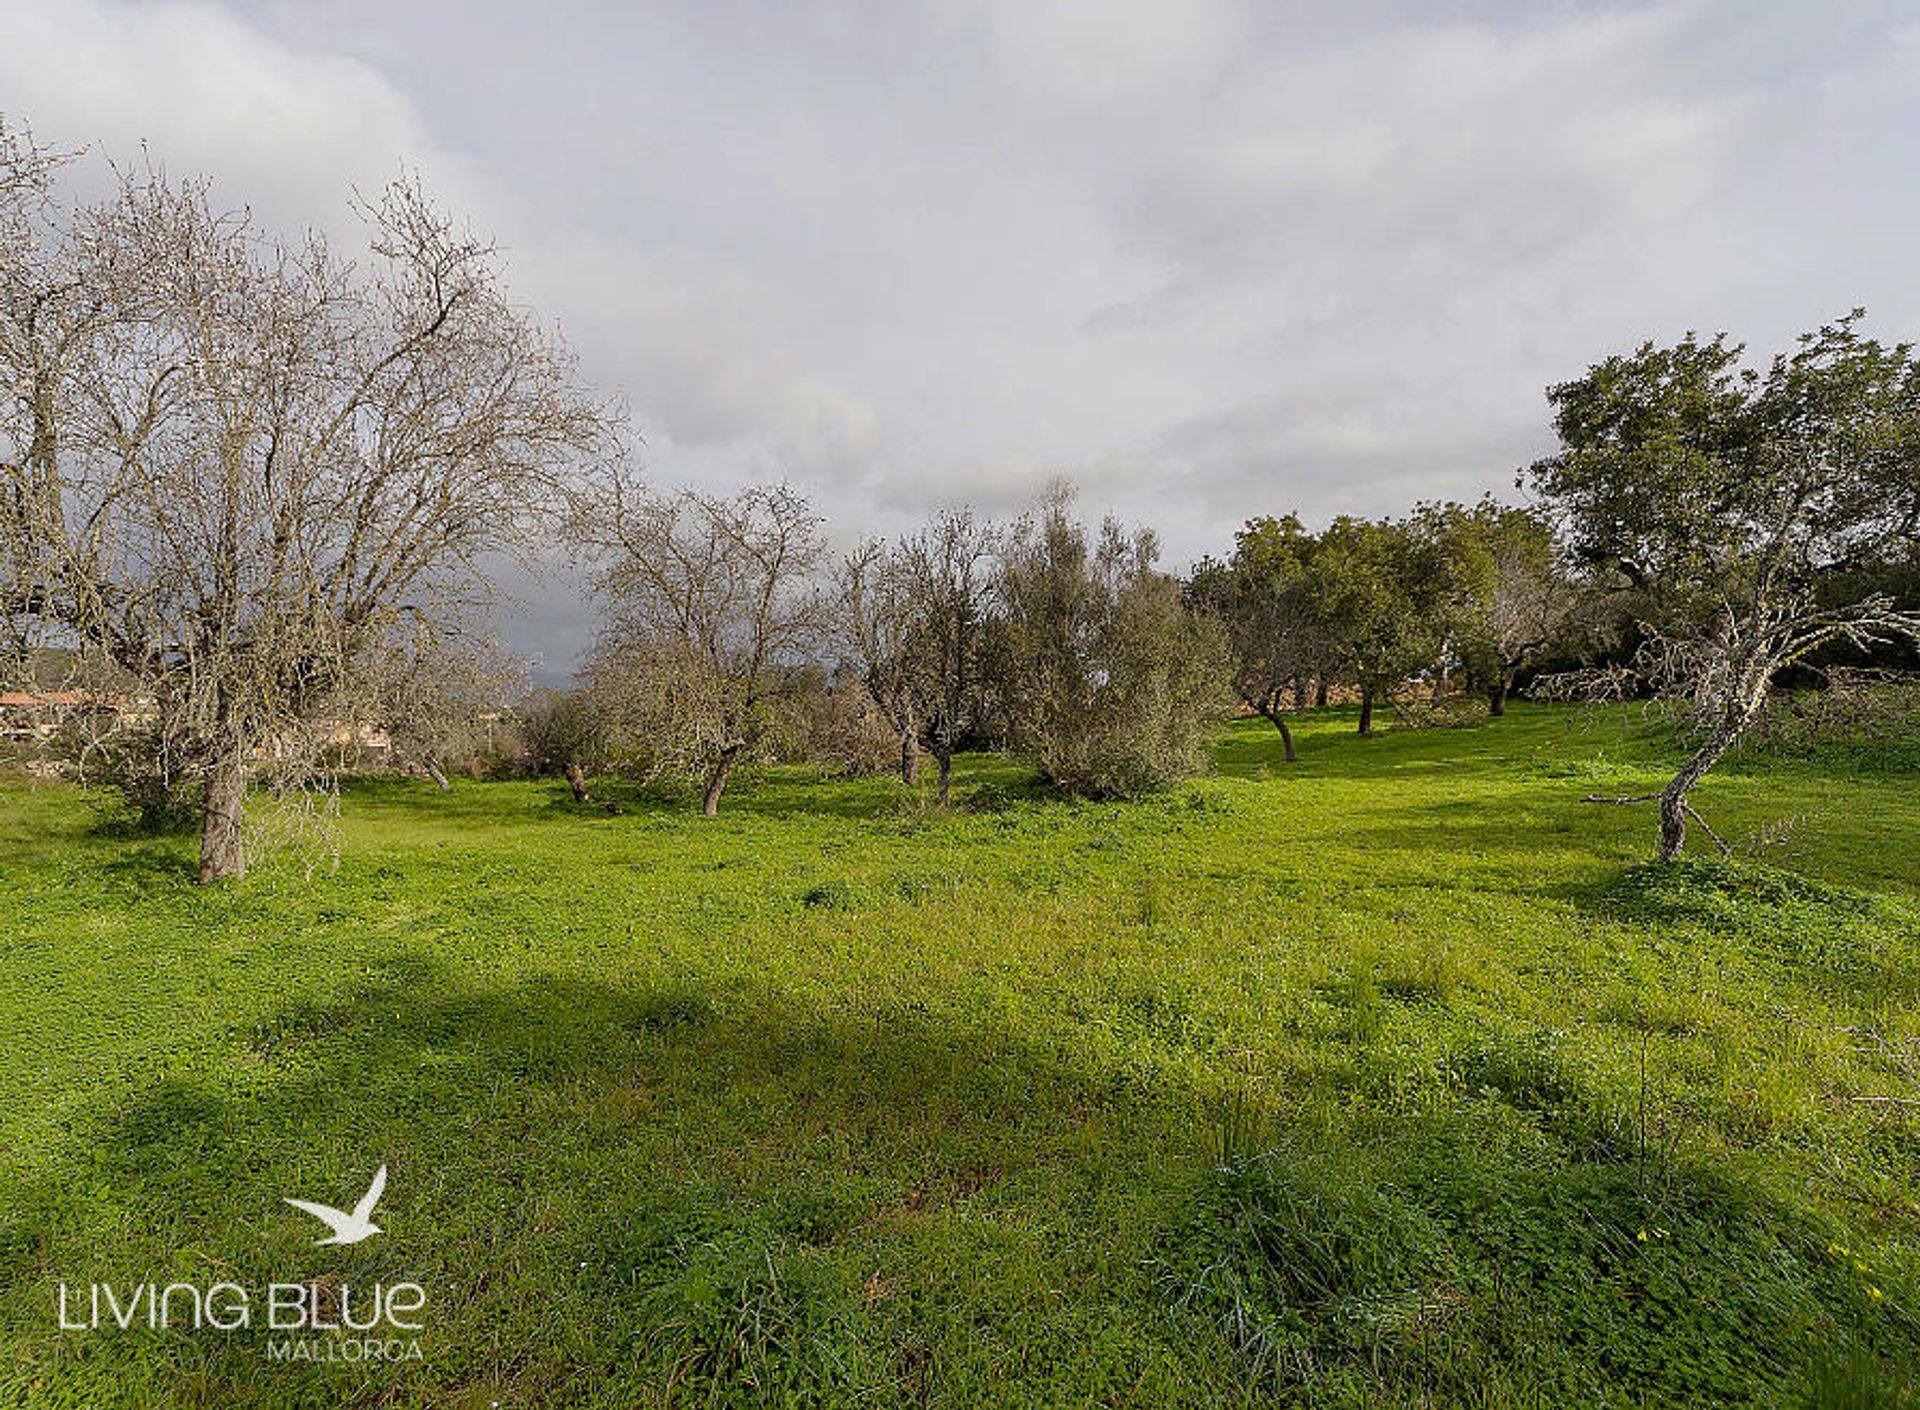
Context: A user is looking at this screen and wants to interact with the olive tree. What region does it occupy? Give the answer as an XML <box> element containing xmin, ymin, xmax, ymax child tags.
<box><xmin>0</xmin><ymin>126</ymin><xmax>613</xmax><ymax>880</ymax></box>
<box><xmin>1308</xmin><ymin>516</ymin><xmax>1444</xmax><ymax>735</ymax></box>
<box><xmin>1531</xmin><ymin>313</ymin><xmax>1920</xmax><ymax>860</ymax></box>
<box><xmin>1187</xmin><ymin>513</ymin><xmax>1326</xmax><ymax>761</ymax></box>
<box><xmin>1411</xmin><ymin>498</ymin><xmax>1575</xmax><ymax>715</ymax></box>
<box><xmin>994</xmin><ymin>489</ymin><xmax>1230</xmax><ymax>796</ymax></box>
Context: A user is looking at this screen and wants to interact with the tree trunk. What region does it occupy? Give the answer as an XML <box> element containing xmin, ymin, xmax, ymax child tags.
<box><xmin>1489</xmin><ymin>673</ymin><xmax>1509</xmax><ymax>717</ymax></box>
<box><xmin>936</xmin><ymin>748</ymin><xmax>953</xmax><ymax>805</ymax></box>
<box><xmin>1656</xmin><ymin>721</ymin><xmax>1740</xmax><ymax>862</ymax></box>
<box><xmin>1357</xmin><ymin>687</ymin><xmax>1374</xmax><ymax>736</ymax></box>
<box><xmin>1655</xmin><ymin>681</ymin><xmax>1770</xmax><ymax>862</ymax></box>
<box><xmin>901</xmin><ymin>732</ymin><xmax>920</xmax><ymax>786</ymax></box>
<box><xmin>702</xmin><ymin>746</ymin><xmax>740</xmax><ymax>816</ymax></box>
<box><xmin>195</xmin><ymin>752</ymin><xmax>247</xmax><ymax>885</ymax></box>
<box><xmin>1315</xmin><ymin>676</ymin><xmax>1330</xmax><ymax>708</ymax></box>
<box><xmin>1292</xmin><ymin>674</ymin><xmax>1309</xmax><ymax>710</ymax></box>
<box><xmin>423</xmin><ymin>754</ymin><xmax>451</xmax><ymax>791</ymax></box>
<box><xmin>1431</xmin><ymin>663</ymin><xmax>1448</xmax><ymax>705</ymax></box>
<box><xmin>1260</xmin><ymin>704</ymin><xmax>1297</xmax><ymax>762</ymax></box>
<box><xmin>564</xmin><ymin>762</ymin><xmax>592</xmax><ymax>804</ymax></box>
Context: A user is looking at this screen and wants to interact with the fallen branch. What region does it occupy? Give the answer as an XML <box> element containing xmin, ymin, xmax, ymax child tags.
<box><xmin>1683</xmin><ymin>803</ymin><xmax>1730</xmax><ymax>857</ymax></box>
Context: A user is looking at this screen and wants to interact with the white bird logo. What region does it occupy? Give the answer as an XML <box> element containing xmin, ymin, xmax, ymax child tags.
<box><xmin>284</xmin><ymin>1165</ymin><xmax>388</xmax><ymax>1246</ymax></box>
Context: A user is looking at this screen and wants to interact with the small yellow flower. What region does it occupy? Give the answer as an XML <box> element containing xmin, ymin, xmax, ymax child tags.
<box><xmin>1636</xmin><ymin>1229</ymin><xmax>1649</xmax><ymax>1243</ymax></box>
<box><xmin>1868</xmin><ymin>1287</ymin><xmax>1884</xmax><ymax>1301</ymax></box>
<box><xmin>1855</xmin><ymin>1261</ymin><xmax>1869</xmax><ymax>1274</ymax></box>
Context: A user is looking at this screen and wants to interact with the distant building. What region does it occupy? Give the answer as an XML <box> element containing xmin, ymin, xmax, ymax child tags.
<box><xmin>0</xmin><ymin>690</ymin><xmax>141</xmax><ymax>741</ymax></box>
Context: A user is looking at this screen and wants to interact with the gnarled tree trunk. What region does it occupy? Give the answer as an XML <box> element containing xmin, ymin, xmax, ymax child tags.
<box><xmin>1357</xmin><ymin>687</ymin><xmax>1374</xmax><ymax>736</ymax></box>
<box><xmin>1258</xmin><ymin>702</ymin><xmax>1297</xmax><ymax>762</ymax></box>
<box><xmin>1655</xmin><ymin>692</ymin><xmax>1764</xmax><ymax>861</ymax></box>
<box><xmin>564</xmin><ymin>762</ymin><xmax>592</xmax><ymax>804</ymax></box>
<box><xmin>901</xmin><ymin>732</ymin><xmax>920</xmax><ymax>786</ymax></box>
<box><xmin>703</xmin><ymin>745</ymin><xmax>741</xmax><ymax>816</ymax></box>
<box><xmin>195</xmin><ymin>752</ymin><xmax>247</xmax><ymax>885</ymax></box>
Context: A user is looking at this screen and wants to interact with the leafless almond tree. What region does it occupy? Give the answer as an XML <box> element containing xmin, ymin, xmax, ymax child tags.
<box><xmin>0</xmin><ymin>124</ymin><xmax>617</xmax><ymax>880</ymax></box>
<box><xmin>583</xmin><ymin>474</ymin><xmax>827</xmax><ymax>814</ymax></box>
<box><xmin>839</xmin><ymin>506</ymin><xmax>996</xmax><ymax>801</ymax></box>
<box><xmin>838</xmin><ymin>536</ymin><xmax>922</xmax><ymax>783</ymax></box>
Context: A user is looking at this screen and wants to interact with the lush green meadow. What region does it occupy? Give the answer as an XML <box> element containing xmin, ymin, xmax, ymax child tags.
<box><xmin>2</xmin><ymin>704</ymin><xmax>1918</xmax><ymax>1407</ymax></box>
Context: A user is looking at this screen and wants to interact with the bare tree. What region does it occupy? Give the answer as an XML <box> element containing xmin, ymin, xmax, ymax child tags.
<box><xmin>0</xmin><ymin>127</ymin><xmax>615</xmax><ymax>880</ymax></box>
<box><xmin>839</xmin><ymin>507</ymin><xmax>996</xmax><ymax>801</ymax></box>
<box><xmin>518</xmin><ymin>685</ymin><xmax>611</xmax><ymax>804</ymax></box>
<box><xmin>838</xmin><ymin>538</ymin><xmax>921</xmax><ymax>784</ymax></box>
<box><xmin>1481</xmin><ymin>521</ymin><xmax>1577</xmax><ymax>715</ymax></box>
<box><xmin>897</xmin><ymin>507</ymin><xmax>995</xmax><ymax>804</ymax></box>
<box><xmin>584</xmin><ymin>479</ymin><xmax>827</xmax><ymax>814</ymax></box>
<box><xmin>351</xmin><ymin>625</ymin><xmax>524</xmax><ymax>789</ymax></box>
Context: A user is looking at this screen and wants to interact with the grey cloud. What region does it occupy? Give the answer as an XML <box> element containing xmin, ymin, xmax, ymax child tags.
<box><xmin>8</xmin><ymin>0</ymin><xmax>1920</xmax><ymax>670</ymax></box>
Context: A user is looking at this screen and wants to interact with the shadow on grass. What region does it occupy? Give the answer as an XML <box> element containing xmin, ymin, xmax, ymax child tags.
<box><xmin>1563</xmin><ymin>858</ymin><xmax>1920</xmax><ymax>1005</ymax></box>
<box><xmin>7</xmin><ymin>952</ymin><xmax>1919</xmax><ymax>1407</ymax></box>
<box><xmin>0</xmin><ymin>959</ymin><xmax>1158</xmax><ymax>1408</ymax></box>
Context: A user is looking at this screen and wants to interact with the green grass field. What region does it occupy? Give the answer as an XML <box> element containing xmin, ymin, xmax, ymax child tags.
<box><xmin>2</xmin><ymin>704</ymin><xmax>1918</xmax><ymax>1407</ymax></box>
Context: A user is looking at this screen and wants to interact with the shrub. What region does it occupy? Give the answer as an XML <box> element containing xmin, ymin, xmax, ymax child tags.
<box><xmin>792</xmin><ymin>672</ymin><xmax>900</xmax><ymax>777</ymax></box>
<box><xmin>1148</xmin><ymin>1145</ymin><xmax>1449</xmax><ymax>1389</ymax></box>
<box><xmin>64</xmin><ymin>720</ymin><xmax>199</xmax><ymax>834</ymax></box>
<box><xmin>993</xmin><ymin>492</ymin><xmax>1232</xmax><ymax>797</ymax></box>
<box><xmin>516</xmin><ymin>688</ymin><xmax>610</xmax><ymax>777</ymax></box>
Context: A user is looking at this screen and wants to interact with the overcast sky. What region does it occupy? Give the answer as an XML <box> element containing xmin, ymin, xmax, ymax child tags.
<box><xmin>4</xmin><ymin>0</ymin><xmax>1918</xmax><ymax>677</ymax></box>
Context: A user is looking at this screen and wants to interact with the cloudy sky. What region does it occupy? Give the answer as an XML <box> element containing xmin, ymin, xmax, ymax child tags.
<box><xmin>4</xmin><ymin>0</ymin><xmax>1917</xmax><ymax>675</ymax></box>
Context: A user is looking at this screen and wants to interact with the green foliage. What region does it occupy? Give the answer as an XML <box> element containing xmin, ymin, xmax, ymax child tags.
<box><xmin>1309</xmin><ymin>515</ymin><xmax>1445</xmax><ymax>699</ymax></box>
<box><xmin>581</xmin><ymin>1199</ymin><xmax>884</xmax><ymax>1405</ymax></box>
<box><xmin>1530</xmin><ymin>312</ymin><xmax>1920</xmax><ymax>620</ymax></box>
<box><xmin>1601</xmin><ymin>859</ymin><xmax>1920</xmax><ymax>987</ymax></box>
<box><xmin>1149</xmin><ymin>1143</ymin><xmax>1449</xmax><ymax>1389</ymax></box>
<box><xmin>996</xmin><ymin>492</ymin><xmax>1232</xmax><ymax>796</ymax></box>
<box><xmin>1188</xmin><ymin>511</ymin><xmax>1327</xmax><ymax>721</ymax></box>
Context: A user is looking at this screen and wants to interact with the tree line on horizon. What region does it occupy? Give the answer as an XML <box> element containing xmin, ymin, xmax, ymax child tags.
<box><xmin>3</xmin><ymin>126</ymin><xmax>1917</xmax><ymax>881</ymax></box>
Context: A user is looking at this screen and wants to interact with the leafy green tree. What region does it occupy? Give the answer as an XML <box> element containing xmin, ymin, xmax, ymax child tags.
<box><xmin>1530</xmin><ymin>312</ymin><xmax>1920</xmax><ymax>859</ymax></box>
<box><xmin>1309</xmin><ymin>517</ymin><xmax>1444</xmax><ymax>735</ymax></box>
<box><xmin>1188</xmin><ymin>514</ymin><xmax>1327</xmax><ymax>761</ymax></box>
<box><xmin>1411</xmin><ymin>498</ymin><xmax>1575</xmax><ymax>715</ymax></box>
